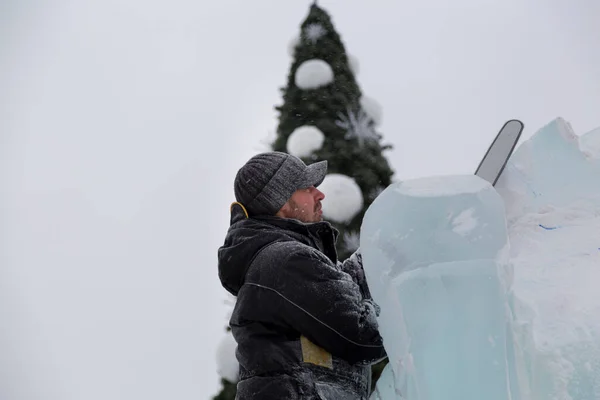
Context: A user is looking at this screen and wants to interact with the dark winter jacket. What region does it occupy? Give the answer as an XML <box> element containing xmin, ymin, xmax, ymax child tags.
<box><xmin>218</xmin><ymin>204</ymin><xmax>386</xmax><ymax>400</ymax></box>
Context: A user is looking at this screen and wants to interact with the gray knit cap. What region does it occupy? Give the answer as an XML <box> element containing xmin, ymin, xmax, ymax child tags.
<box><xmin>234</xmin><ymin>151</ymin><xmax>327</xmax><ymax>217</ymax></box>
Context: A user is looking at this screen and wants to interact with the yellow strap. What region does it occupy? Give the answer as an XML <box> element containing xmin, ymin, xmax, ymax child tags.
<box><xmin>230</xmin><ymin>201</ymin><xmax>249</xmax><ymax>218</ymax></box>
<box><xmin>300</xmin><ymin>335</ymin><xmax>333</xmax><ymax>369</ymax></box>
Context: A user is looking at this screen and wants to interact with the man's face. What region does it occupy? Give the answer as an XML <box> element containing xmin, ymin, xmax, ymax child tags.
<box><xmin>277</xmin><ymin>186</ymin><xmax>325</xmax><ymax>223</ymax></box>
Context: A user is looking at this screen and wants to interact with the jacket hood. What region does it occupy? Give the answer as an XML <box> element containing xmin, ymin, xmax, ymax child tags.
<box><xmin>218</xmin><ymin>203</ymin><xmax>338</xmax><ymax>296</ymax></box>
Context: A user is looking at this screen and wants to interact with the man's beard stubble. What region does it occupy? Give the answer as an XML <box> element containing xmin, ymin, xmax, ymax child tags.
<box><xmin>288</xmin><ymin>199</ymin><xmax>322</xmax><ymax>223</ymax></box>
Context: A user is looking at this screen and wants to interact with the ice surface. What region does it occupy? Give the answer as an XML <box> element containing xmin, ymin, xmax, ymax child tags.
<box><xmin>361</xmin><ymin>175</ymin><xmax>519</xmax><ymax>400</ymax></box>
<box><xmin>496</xmin><ymin>117</ymin><xmax>600</xmax><ymax>400</ymax></box>
<box><xmin>396</xmin><ymin>174</ymin><xmax>489</xmax><ymax>197</ymax></box>
<box><xmin>496</xmin><ymin>117</ymin><xmax>600</xmax><ymax>221</ymax></box>
<box><xmin>363</xmin><ymin>117</ymin><xmax>600</xmax><ymax>400</ymax></box>
<box><xmin>320</xmin><ymin>173</ymin><xmax>363</xmax><ymax>223</ymax></box>
<box><xmin>579</xmin><ymin>126</ymin><xmax>600</xmax><ymax>158</ymax></box>
<box><xmin>286</xmin><ymin>125</ymin><xmax>325</xmax><ymax>158</ymax></box>
<box><xmin>370</xmin><ymin>364</ymin><xmax>400</xmax><ymax>400</ymax></box>
<box><xmin>294</xmin><ymin>59</ymin><xmax>334</xmax><ymax>89</ymax></box>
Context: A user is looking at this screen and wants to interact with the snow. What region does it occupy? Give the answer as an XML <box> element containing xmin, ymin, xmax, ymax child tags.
<box><xmin>216</xmin><ymin>332</ymin><xmax>239</xmax><ymax>383</ymax></box>
<box><xmin>286</xmin><ymin>125</ymin><xmax>325</xmax><ymax>158</ymax></box>
<box><xmin>348</xmin><ymin>53</ymin><xmax>360</xmax><ymax>76</ymax></box>
<box><xmin>320</xmin><ymin>173</ymin><xmax>363</xmax><ymax>223</ymax></box>
<box><xmin>295</xmin><ymin>59</ymin><xmax>334</xmax><ymax>90</ymax></box>
<box><xmin>360</xmin><ymin>95</ymin><xmax>383</xmax><ymax>126</ymax></box>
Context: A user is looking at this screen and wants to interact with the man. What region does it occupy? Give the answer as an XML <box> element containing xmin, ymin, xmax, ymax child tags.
<box><xmin>218</xmin><ymin>151</ymin><xmax>386</xmax><ymax>400</ymax></box>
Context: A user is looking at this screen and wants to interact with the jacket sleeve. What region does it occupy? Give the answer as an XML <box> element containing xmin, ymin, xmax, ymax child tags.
<box><xmin>337</xmin><ymin>249</ymin><xmax>376</xmax><ymax>306</ymax></box>
<box><xmin>245</xmin><ymin>241</ymin><xmax>386</xmax><ymax>365</ymax></box>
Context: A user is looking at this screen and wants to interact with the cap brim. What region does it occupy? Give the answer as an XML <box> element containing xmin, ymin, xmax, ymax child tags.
<box><xmin>297</xmin><ymin>160</ymin><xmax>328</xmax><ymax>189</ymax></box>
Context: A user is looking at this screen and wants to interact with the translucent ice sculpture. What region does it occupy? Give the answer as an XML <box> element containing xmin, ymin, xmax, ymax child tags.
<box><xmin>363</xmin><ymin>117</ymin><xmax>600</xmax><ymax>400</ymax></box>
<box><xmin>361</xmin><ymin>175</ymin><xmax>520</xmax><ymax>400</ymax></box>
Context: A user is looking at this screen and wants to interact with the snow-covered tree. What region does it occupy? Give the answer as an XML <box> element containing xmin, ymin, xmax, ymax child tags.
<box><xmin>273</xmin><ymin>2</ymin><xmax>394</xmax><ymax>260</ymax></box>
<box><xmin>213</xmin><ymin>3</ymin><xmax>394</xmax><ymax>399</ymax></box>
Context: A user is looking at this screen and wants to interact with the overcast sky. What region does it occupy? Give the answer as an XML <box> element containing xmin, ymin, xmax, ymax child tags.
<box><xmin>2</xmin><ymin>0</ymin><xmax>600</xmax><ymax>399</ymax></box>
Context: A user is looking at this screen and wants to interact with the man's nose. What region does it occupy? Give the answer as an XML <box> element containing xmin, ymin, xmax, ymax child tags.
<box><xmin>314</xmin><ymin>188</ymin><xmax>325</xmax><ymax>200</ymax></box>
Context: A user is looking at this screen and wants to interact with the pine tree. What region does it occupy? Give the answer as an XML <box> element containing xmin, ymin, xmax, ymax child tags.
<box><xmin>273</xmin><ymin>2</ymin><xmax>394</xmax><ymax>260</ymax></box>
<box><xmin>213</xmin><ymin>3</ymin><xmax>393</xmax><ymax>398</ymax></box>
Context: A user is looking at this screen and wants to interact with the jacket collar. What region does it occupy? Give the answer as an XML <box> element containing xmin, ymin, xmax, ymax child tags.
<box><xmin>253</xmin><ymin>215</ymin><xmax>339</xmax><ymax>263</ymax></box>
<box><xmin>229</xmin><ymin>203</ymin><xmax>339</xmax><ymax>263</ymax></box>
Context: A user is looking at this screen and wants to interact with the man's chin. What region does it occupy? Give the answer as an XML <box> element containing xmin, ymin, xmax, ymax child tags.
<box><xmin>299</xmin><ymin>215</ymin><xmax>322</xmax><ymax>223</ymax></box>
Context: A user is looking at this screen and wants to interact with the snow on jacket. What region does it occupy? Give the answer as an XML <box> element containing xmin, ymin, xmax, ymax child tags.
<box><xmin>217</xmin><ymin>204</ymin><xmax>387</xmax><ymax>400</ymax></box>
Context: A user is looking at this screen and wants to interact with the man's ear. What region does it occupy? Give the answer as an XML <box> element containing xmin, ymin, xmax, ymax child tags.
<box><xmin>276</xmin><ymin>201</ymin><xmax>290</xmax><ymax>218</ymax></box>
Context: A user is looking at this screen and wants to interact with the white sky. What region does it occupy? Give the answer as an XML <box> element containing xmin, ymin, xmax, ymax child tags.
<box><xmin>1</xmin><ymin>0</ymin><xmax>599</xmax><ymax>398</ymax></box>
